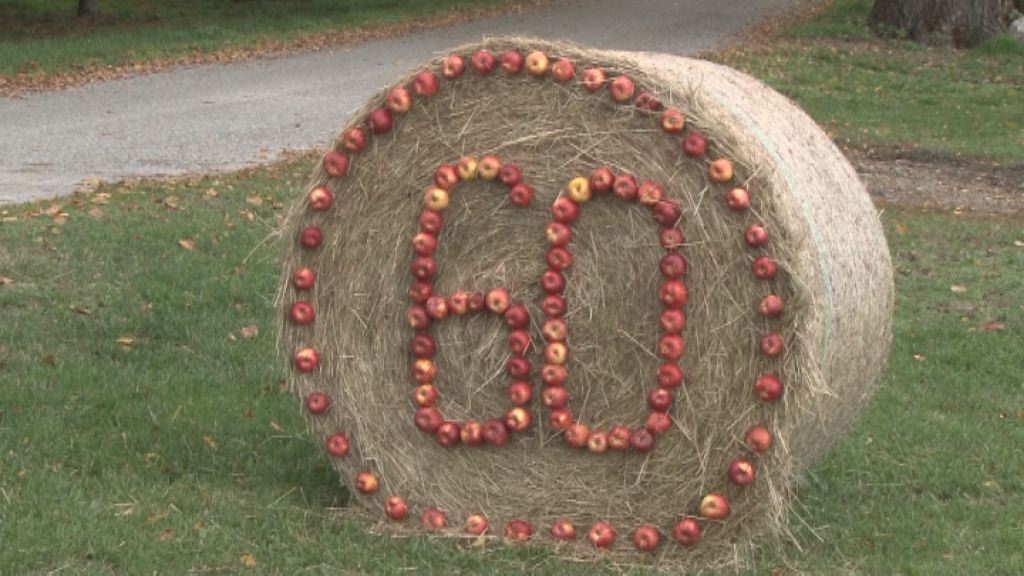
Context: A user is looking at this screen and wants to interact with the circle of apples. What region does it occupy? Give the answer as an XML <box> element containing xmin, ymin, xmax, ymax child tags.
<box><xmin>286</xmin><ymin>47</ymin><xmax>789</xmax><ymax>552</ymax></box>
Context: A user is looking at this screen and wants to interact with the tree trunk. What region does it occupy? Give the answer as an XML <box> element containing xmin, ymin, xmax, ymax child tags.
<box><xmin>869</xmin><ymin>0</ymin><xmax>1013</xmax><ymax>48</ymax></box>
<box><xmin>77</xmin><ymin>0</ymin><xmax>97</xmax><ymax>17</ymax></box>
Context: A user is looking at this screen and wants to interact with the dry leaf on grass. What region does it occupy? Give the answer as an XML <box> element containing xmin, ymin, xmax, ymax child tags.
<box><xmin>202</xmin><ymin>435</ymin><xmax>217</xmax><ymax>450</ymax></box>
<box><xmin>240</xmin><ymin>325</ymin><xmax>259</xmax><ymax>339</ymax></box>
<box><xmin>69</xmin><ymin>304</ymin><xmax>93</xmax><ymax>316</ymax></box>
<box><xmin>913</xmin><ymin>354</ymin><xmax>926</xmax><ymax>362</ymax></box>
<box><xmin>178</xmin><ymin>239</ymin><xmax>197</xmax><ymax>251</ymax></box>
<box><xmin>163</xmin><ymin>196</ymin><xmax>179</xmax><ymax>209</ymax></box>
<box><xmin>158</xmin><ymin>528</ymin><xmax>175</xmax><ymax>542</ymax></box>
<box><xmin>1014</xmin><ymin>240</ymin><xmax>1024</xmax><ymax>248</ymax></box>
<box><xmin>240</xmin><ymin>554</ymin><xmax>257</xmax><ymax>568</ymax></box>
<box><xmin>116</xmin><ymin>336</ymin><xmax>135</xmax><ymax>351</ymax></box>
<box><xmin>979</xmin><ymin>321</ymin><xmax>1005</xmax><ymax>333</ymax></box>
<box><xmin>0</xmin><ymin>276</ymin><xmax>13</xmax><ymax>286</ymax></box>
<box><xmin>245</xmin><ymin>195</ymin><xmax>264</xmax><ymax>207</ymax></box>
<box><xmin>950</xmin><ymin>285</ymin><xmax>967</xmax><ymax>294</ymax></box>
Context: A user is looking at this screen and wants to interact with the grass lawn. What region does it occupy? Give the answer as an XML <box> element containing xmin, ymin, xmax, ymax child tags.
<box><xmin>1</xmin><ymin>158</ymin><xmax>1022</xmax><ymax>573</ymax></box>
<box><xmin>0</xmin><ymin>0</ymin><xmax>515</xmax><ymax>77</ymax></box>
<box><xmin>714</xmin><ymin>0</ymin><xmax>1024</xmax><ymax>163</ymax></box>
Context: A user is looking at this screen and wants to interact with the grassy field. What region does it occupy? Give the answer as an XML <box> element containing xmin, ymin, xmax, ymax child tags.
<box><xmin>0</xmin><ymin>0</ymin><xmax>513</xmax><ymax>77</ymax></box>
<box><xmin>1</xmin><ymin>159</ymin><xmax>1021</xmax><ymax>573</ymax></box>
<box><xmin>715</xmin><ymin>0</ymin><xmax>1024</xmax><ymax>162</ymax></box>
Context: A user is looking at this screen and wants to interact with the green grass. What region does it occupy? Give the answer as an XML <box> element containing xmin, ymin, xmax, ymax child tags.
<box><xmin>1</xmin><ymin>162</ymin><xmax>1022</xmax><ymax>573</ymax></box>
<box><xmin>715</xmin><ymin>0</ymin><xmax>1024</xmax><ymax>162</ymax></box>
<box><xmin>0</xmin><ymin>0</ymin><xmax>511</xmax><ymax>76</ymax></box>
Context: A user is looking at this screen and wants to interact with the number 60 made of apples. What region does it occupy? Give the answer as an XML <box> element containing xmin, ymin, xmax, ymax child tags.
<box><xmin>278</xmin><ymin>39</ymin><xmax>893</xmax><ymax>565</ymax></box>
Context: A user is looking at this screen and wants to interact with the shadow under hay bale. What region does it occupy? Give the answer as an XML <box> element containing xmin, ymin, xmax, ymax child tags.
<box><xmin>277</xmin><ymin>37</ymin><xmax>894</xmax><ymax>569</ymax></box>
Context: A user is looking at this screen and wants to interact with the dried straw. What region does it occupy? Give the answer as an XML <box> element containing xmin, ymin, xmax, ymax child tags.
<box><xmin>277</xmin><ymin>38</ymin><xmax>893</xmax><ymax>569</ymax></box>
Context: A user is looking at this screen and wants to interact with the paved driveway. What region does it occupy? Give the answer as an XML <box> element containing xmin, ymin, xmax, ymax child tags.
<box><xmin>0</xmin><ymin>0</ymin><xmax>804</xmax><ymax>204</ymax></box>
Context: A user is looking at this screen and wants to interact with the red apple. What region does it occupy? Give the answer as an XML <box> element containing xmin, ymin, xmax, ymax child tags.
<box><xmin>355</xmin><ymin>471</ymin><xmax>379</xmax><ymax>494</ymax></box>
<box><xmin>540</xmin><ymin>364</ymin><xmax>567</xmax><ymax>387</ymax></box>
<box><xmin>435</xmin><ymin>421</ymin><xmax>461</xmax><ymax>448</ymax></box>
<box><xmin>700</xmin><ymin>493</ymin><xmax>730</xmax><ymax>520</ymax></box>
<box><xmin>550</xmin><ymin>518</ymin><xmax>576</xmax><ymax>541</ymax></box>
<box><xmin>423</xmin><ymin>187</ymin><xmax>450</xmax><ymax>211</ymax></box>
<box><xmin>406</xmin><ymin>306</ymin><xmax>430</xmax><ymax>330</ymax></box>
<box><xmin>325</xmin><ymin>432</ymin><xmax>348</xmax><ymax>456</ymax></box>
<box><xmin>659</xmin><ymin>228</ymin><xmax>685</xmax><ymax>250</ymax></box>
<box><xmin>540</xmin><ymin>270</ymin><xmax>565</xmax><ymax>295</ymax></box>
<box><xmin>306</xmin><ymin>391</ymin><xmax>330</xmax><ymax>414</ymax></box>
<box><xmin>647</xmin><ymin>388</ymin><xmax>673</xmax><ymax>412</ymax></box>
<box><xmin>465</xmin><ymin>514</ymin><xmax>489</xmax><ymax>535</ymax></box>
<box><xmin>609</xmin><ymin>75</ymin><xmax>635</xmax><ymax>103</ymax></box>
<box><xmin>469</xmin><ymin>291</ymin><xmax>486</xmax><ymax>312</ymax></box>
<box><xmin>659</xmin><ymin>251</ymin><xmax>692</xmax><ymax>278</ymax></box>
<box><xmin>588</xmin><ymin>522</ymin><xmax>616</xmax><ymax>549</ymax></box>
<box><xmin>589</xmin><ymin>166</ymin><xmax>614</xmax><ymax>193</ymax></box>
<box><xmin>745</xmin><ymin>224</ymin><xmax>770</xmax><ymax>248</ymax></box>
<box><xmin>366</xmin><ymin>107</ymin><xmax>393</xmax><ymax>134</ymax></box>
<box><xmin>500</xmin><ymin>49</ymin><xmax>524</xmax><ymax>74</ymax></box>
<box><xmin>633</xmin><ymin>524</ymin><xmax>661</xmax><ymax>552</ymax></box>
<box><xmin>759</xmin><ymin>332</ymin><xmax>785</xmax><ymax>357</ymax></box>
<box><xmin>299</xmin><ymin>226</ymin><xmax>323</xmax><ymax>249</ymax></box>
<box><xmin>608</xmin><ymin>425</ymin><xmax>631</xmax><ymax>451</ymax></box>
<box><xmin>551</xmin><ymin>197</ymin><xmax>580</xmax><ymax>223</ymax></box>
<box><xmin>658</xmin><ymin>335</ymin><xmax>685</xmax><ymax>360</ymax></box>
<box><xmin>638</xmin><ymin>180</ymin><xmax>663</xmax><ymax>206</ymax></box>
<box><xmin>728</xmin><ymin>458</ymin><xmax>756</xmax><ymax>486</ymax></box>
<box><xmin>507</xmin><ymin>380</ymin><xmax>533</xmax><ymax>406</ymax></box>
<box><xmin>586</xmin><ymin>430</ymin><xmax>609</xmax><ymax>454</ymax></box>
<box><xmin>456</xmin><ymin>156</ymin><xmax>478</xmax><ymax>180</ymax></box>
<box><xmin>755</xmin><ymin>373</ymin><xmax>784</xmax><ymax>403</ymax></box>
<box><xmin>541</xmin><ymin>294</ymin><xmax>566</xmax><ymax>318</ymax></box>
<box><xmin>672</xmin><ymin>517</ymin><xmax>701</xmax><ymax>546</ymax></box>
<box><xmin>547</xmin><ymin>408</ymin><xmax>573</xmax><ymax>431</ymax></box>
<box><xmin>509</xmin><ymin>183</ymin><xmax>534</xmax><ymax>207</ymax></box>
<box><xmin>413</xmin><ymin>384</ymin><xmax>437</xmax><ymax>407</ymax></box>
<box><xmin>708</xmin><ymin>158</ymin><xmax>734</xmax><ymax>183</ymax></box>
<box><xmin>290</xmin><ymin>301</ymin><xmax>315</xmax><ymax>326</ymax></box>
<box><xmin>485</xmin><ymin>288</ymin><xmax>510</xmax><ymax>314</ymax></box>
<box><xmin>498</xmin><ymin>163</ymin><xmax>523</xmax><ymax>188</ymax></box>
<box><xmin>580</xmin><ymin>67</ymin><xmax>607</xmax><ymax>92</ymax></box>
<box><xmin>546</xmin><ymin>222</ymin><xmax>572</xmax><ymax>247</ymax></box>
<box><xmin>440</xmin><ymin>54</ymin><xmax>465</xmax><ymax>79</ymax></box>
<box><xmin>651</xmin><ymin>200</ymin><xmax>681</xmax><ymax>226</ymax></box>
<box><xmin>414</xmin><ymin>407</ymin><xmax>443</xmax><ymax>434</ymax></box>
<box><xmin>682</xmin><ymin>132</ymin><xmax>707</xmax><ymax>157</ymax></box>
<box><xmin>504</xmin><ymin>304</ymin><xmax>530</xmax><ymax>330</ymax></box>
<box><xmin>411</xmin><ymin>256</ymin><xmax>437</xmax><ymax>281</ymax></box>
<box><xmin>541</xmin><ymin>387</ymin><xmax>569</xmax><ymax>409</ymax></box>
<box><xmin>386</xmin><ymin>86</ymin><xmax>412</xmax><ymax>114</ymax></box>
<box><xmin>434</xmin><ymin>164</ymin><xmax>460</xmax><ymax>191</ymax></box>
<box><xmin>646</xmin><ymin>411</ymin><xmax>672</xmax><ymax>435</ymax></box>
<box><xmin>659</xmin><ymin>280</ymin><xmax>689</xmax><ymax>309</ymax></box>
<box><xmin>342</xmin><ymin>127</ymin><xmax>367</xmax><ymax>153</ymax></box>
<box><xmin>419</xmin><ymin>210</ymin><xmax>443</xmax><ymax>234</ymax></box>
<box><xmin>566</xmin><ymin>176</ymin><xmax>591</xmax><ymax>203</ymax></box>
<box><xmin>448</xmin><ymin>291</ymin><xmax>471</xmax><ymax>315</ymax></box>
<box><xmin>461</xmin><ymin>420</ymin><xmax>484</xmax><ymax>446</ymax></box>
<box><xmin>661</xmin><ymin>107</ymin><xmax>686</xmax><ymax>134</ymax></box>
<box><xmin>421</xmin><ymin>507</ymin><xmax>447</xmax><ymax>530</ymax></box>
<box><xmin>385</xmin><ymin>496</ymin><xmax>408</xmax><ymax>521</ymax></box>
<box><xmin>629</xmin><ymin>428</ymin><xmax>655</xmax><ymax>453</ymax></box>
<box><xmin>482</xmin><ymin>419</ymin><xmax>508</xmax><ymax>446</ymax></box>
<box><xmin>612</xmin><ymin>173</ymin><xmax>638</xmax><ymax>201</ymax></box>
<box><xmin>545</xmin><ymin>342</ymin><xmax>569</xmax><ymax>365</ymax></box>
<box><xmin>657</xmin><ymin>363</ymin><xmax>684</xmax><ymax>389</ymax></box>
<box><xmin>508</xmin><ymin>330</ymin><xmax>531</xmax><ymax>356</ymax></box>
<box><xmin>505</xmin><ymin>407</ymin><xmax>531</xmax><ymax>433</ymax></box>
<box><xmin>551</xmin><ymin>58</ymin><xmax>575</xmax><ymax>82</ymax></box>
<box><xmin>660</xmin><ymin>309</ymin><xmax>686</xmax><ymax>334</ymax></box>
<box><xmin>726</xmin><ymin>187</ymin><xmax>750</xmax><ymax>211</ymax></box>
<box><xmin>507</xmin><ymin>357</ymin><xmax>530</xmax><ymax>379</ymax></box>
<box><xmin>294</xmin><ymin>348</ymin><xmax>320</xmax><ymax>372</ymax></box>
<box><xmin>478</xmin><ymin>155</ymin><xmax>502</xmax><ymax>180</ymax></box>
<box><xmin>564</xmin><ymin>423</ymin><xmax>589</xmax><ymax>448</ymax></box>
<box><xmin>505</xmin><ymin>519</ymin><xmax>533</xmax><ymax>542</ymax></box>
<box><xmin>471</xmin><ymin>49</ymin><xmax>497</xmax><ymax>75</ymax></box>
<box><xmin>634</xmin><ymin>91</ymin><xmax>662</xmax><ymax>112</ymax></box>
<box><xmin>752</xmin><ymin>256</ymin><xmax>778</xmax><ymax>280</ymax></box>
<box><xmin>745</xmin><ymin>425</ymin><xmax>772</xmax><ymax>453</ymax></box>
<box><xmin>292</xmin><ymin>267</ymin><xmax>315</xmax><ymax>291</ymax></box>
<box><xmin>322</xmin><ymin>152</ymin><xmax>349</xmax><ymax>179</ymax></box>
<box><xmin>413</xmin><ymin>70</ymin><xmax>439</xmax><ymax>97</ymax></box>
<box><xmin>412</xmin><ymin>232</ymin><xmax>437</xmax><ymax>256</ymax></box>
<box><xmin>541</xmin><ymin>318</ymin><xmax>567</xmax><ymax>341</ymax></box>
<box><xmin>546</xmin><ymin>247</ymin><xmax>572</xmax><ymax>271</ymax></box>
<box><xmin>525</xmin><ymin>50</ymin><xmax>549</xmax><ymax>77</ymax></box>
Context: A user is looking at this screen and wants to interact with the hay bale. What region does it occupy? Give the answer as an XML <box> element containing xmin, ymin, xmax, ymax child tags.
<box><xmin>277</xmin><ymin>37</ymin><xmax>893</xmax><ymax>568</ymax></box>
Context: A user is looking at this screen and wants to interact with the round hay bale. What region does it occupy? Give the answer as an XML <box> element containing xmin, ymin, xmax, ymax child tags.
<box><xmin>277</xmin><ymin>37</ymin><xmax>893</xmax><ymax>568</ymax></box>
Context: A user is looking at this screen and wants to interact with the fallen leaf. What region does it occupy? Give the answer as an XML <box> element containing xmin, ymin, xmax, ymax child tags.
<box><xmin>240</xmin><ymin>325</ymin><xmax>259</xmax><ymax>339</ymax></box>
<box><xmin>163</xmin><ymin>196</ymin><xmax>179</xmax><ymax>209</ymax></box>
<box><xmin>158</xmin><ymin>528</ymin><xmax>175</xmax><ymax>542</ymax></box>
<box><xmin>892</xmin><ymin>221</ymin><xmax>907</xmax><ymax>235</ymax></box>
<box><xmin>270</xmin><ymin>420</ymin><xmax>287</xmax><ymax>433</ymax></box>
<box><xmin>245</xmin><ymin>195</ymin><xmax>263</xmax><ymax>207</ymax></box>
<box><xmin>205</xmin><ymin>188</ymin><xmax>219</xmax><ymax>198</ymax></box>
<box><xmin>240</xmin><ymin>553</ymin><xmax>257</xmax><ymax>568</ymax></box>
<box><xmin>913</xmin><ymin>354</ymin><xmax>926</xmax><ymax>362</ymax></box>
<box><xmin>91</xmin><ymin>192</ymin><xmax>111</xmax><ymax>205</ymax></box>
<box><xmin>202</xmin><ymin>435</ymin><xmax>217</xmax><ymax>451</ymax></box>
<box><xmin>950</xmin><ymin>285</ymin><xmax>967</xmax><ymax>294</ymax></box>
<box><xmin>1014</xmin><ymin>240</ymin><xmax>1024</xmax><ymax>248</ymax></box>
<box><xmin>193</xmin><ymin>520</ymin><xmax>205</xmax><ymax>533</ymax></box>
<box><xmin>0</xmin><ymin>276</ymin><xmax>13</xmax><ymax>286</ymax></box>
<box><xmin>41</xmin><ymin>354</ymin><xmax>56</xmax><ymax>366</ymax></box>
<box><xmin>51</xmin><ymin>212</ymin><xmax>69</xmax><ymax>225</ymax></box>
<box><xmin>16</xmin><ymin>469</ymin><xmax>27</xmax><ymax>479</ymax></box>
<box><xmin>979</xmin><ymin>321</ymin><xmax>1005</xmax><ymax>333</ymax></box>
<box><xmin>178</xmin><ymin>239</ymin><xmax>197</xmax><ymax>251</ymax></box>
<box><xmin>70</xmin><ymin>304</ymin><xmax>93</xmax><ymax>316</ymax></box>
<box><xmin>116</xmin><ymin>336</ymin><xmax>135</xmax><ymax>351</ymax></box>
<box><xmin>147</xmin><ymin>511</ymin><xmax>169</xmax><ymax>524</ymax></box>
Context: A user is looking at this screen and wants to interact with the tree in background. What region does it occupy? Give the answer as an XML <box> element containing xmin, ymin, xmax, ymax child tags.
<box><xmin>869</xmin><ymin>0</ymin><xmax>1015</xmax><ymax>47</ymax></box>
